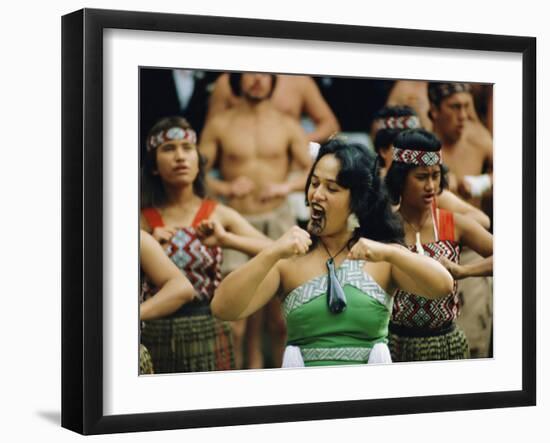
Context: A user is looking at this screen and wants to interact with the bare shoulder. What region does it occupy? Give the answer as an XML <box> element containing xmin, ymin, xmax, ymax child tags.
<box><xmin>211</xmin><ymin>108</ymin><xmax>234</xmax><ymax>127</ymax></box>
<box><xmin>451</xmin><ymin>211</ymin><xmax>479</xmax><ymax>240</ymax></box>
<box><xmin>388</xmin><ymin>80</ymin><xmax>410</xmax><ymax>97</ymax></box>
<box><xmin>387</xmin><ymin>80</ymin><xmax>426</xmax><ymax>101</ymax></box>
<box><xmin>278</xmin><ymin>254</ymin><xmax>313</xmax><ymax>294</ymax></box>
<box><xmin>214</xmin><ymin>73</ymin><xmax>231</xmax><ymax>90</ymax></box>
<box><xmin>437</xmin><ymin>189</ymin><xmax>453</xmax><ymax>209</ymax></box>
<box><xmin>211</xmin><ymin>202</ymin><xmax>237</xmax><ymax>222</ymax></box>
<box><xmin>362</xmin><ymin>259</ymin><xmax>393</xmax><ymax>293</ymax></box>
<box><xmin>453</xmin><ymin>211</ymin><xmax>466</xmax><ymax>224</ymax></box>
<box><xmin>280</xmin><ymin>74</ymin><xmax>307</xmax><ymax>90</ymax></box>
<box><xmin>465</xmin><ymin>121</ymin><xmax>492</xmax><ymax>152</ymax></box>
<box><xmin>452</xmin><ymin>211</ymin><xmax>473</xmax><ymax>232</ymax></box>
<box><xmin>299</xmin><ymin>76</ymin><xmax>317</xmax><ymax>91</ymax></box>
<box><xmin>277</xmin><ymin>254</ymin><xmax>299</xmax><ymax>275</ymax></box>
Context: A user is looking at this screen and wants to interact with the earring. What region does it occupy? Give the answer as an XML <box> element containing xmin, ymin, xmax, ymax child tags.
<box><xmin>346</xmin><ymin>213</ymin><xmax>360</xmax><ymax>232</ymax></box>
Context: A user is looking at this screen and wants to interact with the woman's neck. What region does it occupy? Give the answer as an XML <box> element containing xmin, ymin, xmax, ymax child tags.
<box><xmin>399</xmin><ymin>203</ymin><xmax>431</xmax><ymax>230</ymax></box>
<box><xmin>318</xmin><ymin>230</ymin><xmax>354</xmax><ymax>258</ymax></box>
<box><xmin>162</xmin><ymin>183</ymin><xmax>198</xmax><ymax>209</ymax></box>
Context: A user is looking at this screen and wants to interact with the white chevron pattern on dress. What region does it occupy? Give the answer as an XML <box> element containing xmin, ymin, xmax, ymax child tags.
<box><xmin>283</xmin><ymin>259</ymin><xmax>392</xmax><ymax>317</ymax></box>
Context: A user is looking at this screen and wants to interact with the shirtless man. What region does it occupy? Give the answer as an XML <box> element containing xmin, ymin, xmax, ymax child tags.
<box><xmin>200</xmin><ymin>72</ymin><xmax>311</xmax><ymax>369</ymax></box>
<box><xmin>428</xmin><ymin>82</ymin><xmax>494</xmax><ymax>358</ymax></box>
<box><xmin>209</xmin><ymin>73</ymin><xmax>340</xmax><ymax>227</ymax></box>
<box><xmin>207</xmin><ymin>73</ymin><xmax>340</xmax><ymax>143</ymax></box>
<box><xmin>428</xmin><ymin>82</ymin><xmax>493</xmax><ymax>208</ymax></box>
<box><xmin>387</xmin><ymin>81</ymin><xmax>493</xmax><ymax>158</ymax></box>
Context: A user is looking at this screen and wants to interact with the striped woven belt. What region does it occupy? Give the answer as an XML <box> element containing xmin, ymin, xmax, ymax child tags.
<box><xmin>389</xmin><ymin>321</ymin><xmax>456</xmax><ymax>338</ymax></box>
<box><xmin>167</xmin><ymin>302</ymin><xmax>211</xmax><ymax>318</ymax></box>
<box><xmin>301</xmin><ymin>347</ymin><xmax>372</xmax><ymax>363</ymax></box>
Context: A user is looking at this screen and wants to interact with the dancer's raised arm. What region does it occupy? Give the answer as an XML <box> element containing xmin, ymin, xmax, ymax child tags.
<box><xmin>348</xmin><ymin>238</ymin><xmax>454</xmax><ymax>299</ymax></box>
<box><xmin>211</xmin><ymin>226</ymin><xmax>311</xmax><ymax>320</ymax></box>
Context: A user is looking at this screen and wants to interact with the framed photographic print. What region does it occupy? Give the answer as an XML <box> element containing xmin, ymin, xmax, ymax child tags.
<box><xmin>61</xmin><ymin>8</ymin><xmax>536</xmax><ymax>435</ymax></box>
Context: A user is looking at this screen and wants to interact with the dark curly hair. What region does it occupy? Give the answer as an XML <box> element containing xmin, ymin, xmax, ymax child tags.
<box><xmin>385</xmin><ymin>128</ymin><xmax>449</xmax><ymax>205</ymax></box>
<box><xmin>141</xmin><ymin>116</ymin><xmax>207</xmax><ymax>209</ymax></box>
<box><xmin>228</xmin><ymin>72</ymin><xmax>277</xmax><ymax>98</ymax></box>
<box><xmin>305</xmin><ymin>139</ymin><xmax>404</xmax><ymax>245</ymax></box>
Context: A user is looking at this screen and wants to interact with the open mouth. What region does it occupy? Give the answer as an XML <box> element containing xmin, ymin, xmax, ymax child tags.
<box><xmin>310</xmin><ymin>203</ymin><xmax>325</xmax><ymax>220</ymax></box>
<box><xmin>423</xmin><ymin>194</ymin><xmax>435</xmax><ymax>203</ymax></box>
<box><xmin>308</xmin><ymin>203</ymin><xmax>326</xmax><ymax>234</ymax></box>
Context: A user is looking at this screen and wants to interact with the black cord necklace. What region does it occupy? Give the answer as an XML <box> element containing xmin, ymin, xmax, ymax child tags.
<box><xmin>320</xmin><ymin>240</ymin><xmax>349</xmax><ymax>314</ymax></box>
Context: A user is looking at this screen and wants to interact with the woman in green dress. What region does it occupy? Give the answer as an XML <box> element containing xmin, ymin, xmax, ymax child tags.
<box><xmin>211</xmin><ymin>139</ymin><xmax>454</xmax><ymax>367</ymax></box>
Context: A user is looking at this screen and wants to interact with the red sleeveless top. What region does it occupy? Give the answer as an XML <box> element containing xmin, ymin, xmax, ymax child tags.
<box><xmin>391</xmin><ymin>208</ymin><xmax>461</xmax><ymax>329</ymax></box>
<box><xmin>142</xmin><ymin>200</ymin><xmax>222</xmax><ymax>304</ymax></box>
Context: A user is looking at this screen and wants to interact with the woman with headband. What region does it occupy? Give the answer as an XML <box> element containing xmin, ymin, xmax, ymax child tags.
<box><xmin>372</xmin><ymin>105</ymin><xmax>490</xmax><ymax>230</ymax></box>
<box><xmin>140</xmin><ymin>116</ymin><xmax>272</xmax><ymax>373</ymax></box>
<box><xmin>212</xmin><ymin>139</ymin><xmax>454</xmax><ymax>367</ymax></box>
<box><xmin>385</xmin><ymin>128</ymin><xmax>493</xmax><ymax>362</ymax></box>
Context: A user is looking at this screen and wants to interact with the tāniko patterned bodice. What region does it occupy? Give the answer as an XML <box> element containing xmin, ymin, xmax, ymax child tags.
<box><xmin>391</xmin><ymin>209</ymin><xmax>461</xmax><ymax>329</ymax></box>
<box><xmin>142</xmin><ymin>201</ymin><xmax>222</xmax><ymax>304</ymax></box>
<box><xmin>282</xmin><ymin>259</ymin><xmax>393</xmax><ymax>366</ymax></box>
<box><xmin>163</xmin><ymin>227</ymin><xmax>222</xmax><ymax>303</ymax></box>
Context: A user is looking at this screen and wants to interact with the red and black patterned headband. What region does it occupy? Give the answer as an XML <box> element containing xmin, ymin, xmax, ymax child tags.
<box><xmin>373</xmin><ymin>115</ymin><xmax>421</xmax><ymax>132</ymax></box>
<box><xmin>428</xmin><ymin>82</ymin><xmax>472</xmax><ymax>105</ymax></box>
<box><xmin>392</xmin><ymin>147</ymin><xmax>442</xmax><ymax>166</ymax></box>
<box><xmin>147</xmin><ymin>127</ymin><xmax>197</xmax><ymax>152</ymax></box>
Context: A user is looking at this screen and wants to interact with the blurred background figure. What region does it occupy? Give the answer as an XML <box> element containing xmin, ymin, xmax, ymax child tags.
<box><xmin>386</xmin><ymin>80</ymin><xmax>493</xmax><ymax>136</ymax></box>
<box><xmin>207</xmin><ymin>73</ymin><xmax>340</xmax><ymax>143</ymax></box>
<box><xmin>428</xmin><ymin>82</ymin><xmax>493</xmax><ymax>207</ymax></box>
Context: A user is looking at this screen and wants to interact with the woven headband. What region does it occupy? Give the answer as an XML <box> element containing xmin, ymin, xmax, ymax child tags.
<box><xmin>428</xmin><ymin>83</ymin><xmax>472</xmax><ymax>104</ymax></box>
<box><xmin>147</xmin><ymin>127</ymin><xmax>197</xmax><ymax>152</ymax></box>
<box><xmin>373</xmin><ymin>115</ymin><xmax>421</xmax><ymax>132</ymax></box>
<box><xmin>392</xmin><ymin>147</ymin><xmax>442</xmax><ymax>166</ymax></box>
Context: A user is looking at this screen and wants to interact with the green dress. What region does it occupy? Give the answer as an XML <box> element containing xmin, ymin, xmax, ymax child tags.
<box><xmin>282</xmin><ymin>259</ymin><xmax>393</xmax><ymax>367</ymax></box>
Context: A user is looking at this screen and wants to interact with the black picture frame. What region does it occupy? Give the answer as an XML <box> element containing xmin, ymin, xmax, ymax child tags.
<box><xmin>61</xmin><ymin>8</ymin><xmax>536</xmax><ymax>435</ymax></box>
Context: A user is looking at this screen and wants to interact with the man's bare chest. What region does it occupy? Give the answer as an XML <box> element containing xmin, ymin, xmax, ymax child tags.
<box><xmin>442</xmin><ymin>142</ymin><xmax>486</xmax><ymax>176</ymax></box>
<box><xmin>221</xmin><ymin>119</ymin><xmax>290</xmax><ymax>160</ymax></box>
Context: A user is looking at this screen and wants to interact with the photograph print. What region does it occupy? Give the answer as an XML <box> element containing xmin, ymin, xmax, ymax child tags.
<box><xmin>138</xmin><ymin>68</ymin><xmax>494</xmax><ymax>376</ymax></box>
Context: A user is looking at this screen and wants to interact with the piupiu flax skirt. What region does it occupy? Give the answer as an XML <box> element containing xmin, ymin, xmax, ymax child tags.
<box><xmin>139</xmin><ymin>344</ymin><xmax>154</xmax><ymax>375</ymax></box>
<box><xmin>388</xmin><ymin>322</ymin><xmax>470</xmax><ymax>362</ymax></box>
<box><xmin>141</xmin><ymin>313</ymin><xmax>235</xmax><ymax>374</ymax></box>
